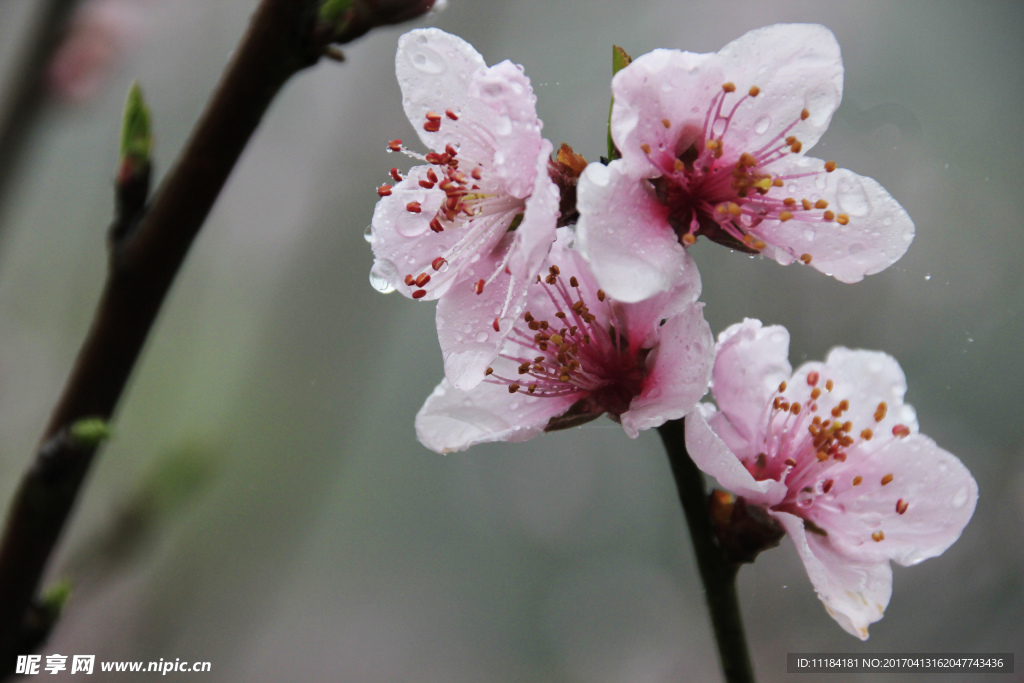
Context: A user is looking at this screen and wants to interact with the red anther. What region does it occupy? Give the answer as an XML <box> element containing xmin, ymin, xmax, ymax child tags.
<box><xmin>892</xmin><ymin>424</ymin><xmax>911</xmax><ymax>438</ymax></box>
<box><xmin>406</xmin><ymin>201</ymin><xmax>422</xmax><ymax>213</ymax></box>
<box><xmin>429</xmin><ymin>218</ymin><xmax>444</xmax><ymax>233</ymax></box>
<box><xmin>806</xmin><ymin>370</ymin><xmax>819</xmax><ymax>386</ymax></box>
<box><xmin>415</xmin><ymin>272</ymin><xmax>431</xmax><ymax>287</ymax></box>
<box><xmin>445</xmin><ymin>144</ymin><xmax>458</xmax><ymax>158</ymax></box>
<box><xmin>412</xmin><ymin>289</ymin><xmax>427</xmax><ymax>299</ymax></box>
<box><xmin>419</xmin><ymin>179</ymin><xmax>435</xmax><ymax>189</ymax></box>
<box><xmin>404</xmin><ymin>274</ymin><xmax>415</xmax><ymax>286</ymax></box>
<box><xmin>388</xmin><ymin>139</ymin><xmax>402</xmax><ymax>152</ymax></box>
<box><xmin>423</xmin><ymin>120</ymin><xmax>441</xmax><ymax>132</ymax></box>
<box><xmin>389</xmin><ymin>168</ymin><xmax>402</xmax><ymax>182</ymax></box>
<box><xmin>896</xmin><ymin>499</ymin><xmax>909</xmax><ymax>515</ymax></box>
<box><xmin>492</xmin><ymin>317</ymin><xmax>500</xmax><ymax>332</ymax></box>
<box><xmin>426</xmin><ymin>168</ymin><xmax>438</xmax><ymax>183</ymax></box>
<box><xmin>445</xmin><ymin>195</ymin><xmax>459</xmax><ymax>211</ymax></box>
<box><xmin>822</xmin><ymin>479</ymin><xmax>834</xmax><ymax>494</ymax></box>
<box><xmin>445</xmin><ymin>109</ymin><xmax>459</xmax><ymax>120</ymax></box>
<box><xmin>471</xmin><ymin>168</ymin><xmax>482</xmax><ymax>180</ymax></box>
<box><xmin>377</xmin><ymin>184</ymin><xmax>393</xmax><ymax>197</ymax></box>
<box><xmin>431</xmin><ymin>257</ymin><xmax>446</xmax><ymax>270</ymax></box>
<box><xmin>474</xmin><ymin>279</ymin><xmax>485</xmax><ymax>294</ymax></box>
<box><xmin>425</xmin><ymin>153</ymin><xmax>443</xmax><ymax>164</ymax></box>
<box><xmin>425</xmin><ymin>111</ymin><xmax>442</xmax><ymax>122</ymax></box>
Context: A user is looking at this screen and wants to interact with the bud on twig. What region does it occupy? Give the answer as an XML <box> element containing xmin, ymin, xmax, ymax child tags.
<box><xmin>315</xmin><ymin>0</ymin><xmax>437</xmax><ymax>48</ymax></box>
<box><xmin>69</xmin><ymin>418</ymin><xmax>112</xmax><ymax>447</ymax></box>
<box><xmin>114</xmin><ymin>81</ymin><xmax>152</xmax><ymax>232</ymax></box>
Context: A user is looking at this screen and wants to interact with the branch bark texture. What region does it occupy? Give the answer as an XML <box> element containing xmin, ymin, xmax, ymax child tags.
<box><xmin>0</xmin><ymin>0</ymin><xmax>325</xmax><ymax>668</ymax></box>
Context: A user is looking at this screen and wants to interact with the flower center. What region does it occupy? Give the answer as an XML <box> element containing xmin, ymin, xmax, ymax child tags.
<box><xmin>643</xmin><ymin>82</ymin><xmax>850</xmax><ymax>262</ymax></box>
<box><xmin>745</xmin><ymin>370</ymin><xmax>912</xmax><ymax>541</ymax></box>
<box><xmin>377</xmin><ymin>110</ymin><xmax>526</xmax><ymax>299</ymax></box>
<box><xmin>484</xmin><ymin>266</ymin><xmax>645</xmax><ymax>418</ymax></box>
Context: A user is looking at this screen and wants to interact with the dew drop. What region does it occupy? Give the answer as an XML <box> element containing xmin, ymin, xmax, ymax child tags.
<box><xmin>712</xmin><ymin>119</ymin><xmax>727</xmax><ymax>136</ymax></box>
<box><xmin>924</xmin><ymin>273</ymin><xmax>931</xmax><ymax>281</ymax></box>
<box><xmin>475</xmin><ymin>331</ymin><xmax>488</xmax><ymax>343</ymax></box>
<box><xmin>369</xmin><ymin>267</ymin><xmax>396</xmax><ymax>293</ymax></box>
<box><xmin>395</xmin><ymin>217</ymin><xmax>429</xmax><ymax>238</ymax></box>
<box><xmin>363</xmin><ymin>225</ymin><xmax>373</xmax><ymax>243</ymax></box>
<box><xmin>836</xmin><ymin>175</ymin><xmax>872</xmax><ymax>217</ymax></box>
<box><xmin>495</xmin><ymin>115</ymin><xmax>512</xmax><ymax>136</ymax></box>
<box><xmin>754</xmin><ymin>115</ymin><xmax>771</xmax><ymax>135</ymax></box>
<box><xmin>410</xmin><ymin>48</ymin><xmax>445</xmax><ymax>74</ymax></box>
<box><xmin>952</xmin><ymin>487</ymin><xmax>969</xmax><ymax>509</ymax></box>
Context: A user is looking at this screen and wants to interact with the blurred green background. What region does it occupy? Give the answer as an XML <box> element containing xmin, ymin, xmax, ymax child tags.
<box><xmin>0</xmin><ymin>0</ymin><xmax>1021</xmax><ymax>680</ymax></box>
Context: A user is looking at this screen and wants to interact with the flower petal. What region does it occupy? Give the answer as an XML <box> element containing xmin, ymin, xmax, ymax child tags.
<box><xmin>796</xmin><ymin>347</ymin><xmax>917</xmax><ymax>436</ymax></box>
<box><xmin>684</xmin><ymin>406</ymin><xmax>788</xmax><ymax>505</ymax></box>
<box><xmin>753</xmin><ymin>157</ymin><xmax>914</xmax><ymax>282</ymax></box>
<box><xmin>470</xmin><ymin>61</ymin><xmax>545</xmax><ymax>199</ymax></box>
<box><xmin>620</xmin><ymin>302</ymin><xmax>714</xmax><ymax>437</ymax></box>
<box><xmin>619</xmin><ymin>250</ymin><xmax>702</xmax><ymax>352</ymax></box>
<box><xmin>710</xmin><ymin>319</ymin><xmax>793</xmax><ymax>446</ymax></box>
<box><xmin>506</xmin><ymin>140</ymin><xmax>559</xmax><ymax>279</ymax></box>
<box><xmin>576</xmin><ymin>160</ymin><xmax>689</xmax><ymax>303</ymax></box>
<box><xmin>716</xmin><ymin>24</ymin><xmax>843</xmax><ymax>152</ymax></box>
<box><xmin>774</xmin><ymin>510</ymin><xmax>892</xmax><ymax>640</ymax></box>
<box><xmin>396</xmin><ymin>29</ymin><xmax>487</xmax><ymax>153</ymax></box>
<box><xmin>806</xmin><ymin>434</ymin><xmax>977</xmax><ymax>567</ymax></box>
<box><xmin>416</xmin><ymin>376</ymin><xmax>579</xmax><ymax>453</ymax></box>
<box><xmin>610</xmin><ymin>48</ymin><xmax>722</xmax><ymax>179</ymax></box>
<box><xmin>436</xmin><ymin>233</ymin><xmax>527</xmax><ymax>389</ymax></box>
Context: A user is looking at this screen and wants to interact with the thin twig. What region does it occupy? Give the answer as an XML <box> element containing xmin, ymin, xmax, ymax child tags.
<box><xmin>658</xmin><ymin>418</ymin><xmax>755</xmax><ymax>683</ymax></box>
<box><xmin>0</xmin><ymin>0</ymin><xmax>326</xmax><ymax>670</ymax></box>
<box><xmin>0</xmin><ymin>0</ymin><xmax>82</xmax><ymax>240</ymax></box>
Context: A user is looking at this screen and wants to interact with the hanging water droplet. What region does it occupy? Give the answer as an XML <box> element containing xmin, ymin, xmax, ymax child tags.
<box><xmin>924</xmin><ymin>273</ymin><xmax>931</xmax><ymax>281</ymax></box>
<box><xmin>369</xmin><ymin>268</ymin><xmax>396</xmax><ymax>293</ymax></box>
<box><xmin>363</xmin><ymin>225</ymin><xmax>373</xmax><ymax>243</ymax></box>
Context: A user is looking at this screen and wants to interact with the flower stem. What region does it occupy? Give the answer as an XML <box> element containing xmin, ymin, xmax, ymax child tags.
<box><xmin>657</xmin><ymin>417</ymin><xmax>755</xmax><ymax>683</ymax></box>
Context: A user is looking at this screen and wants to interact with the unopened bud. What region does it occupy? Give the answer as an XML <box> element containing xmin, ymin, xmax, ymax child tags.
<box><xmin>69</xmin><ymin>418</ymin><xmax>112</xmax><ymax>447</ymax></box>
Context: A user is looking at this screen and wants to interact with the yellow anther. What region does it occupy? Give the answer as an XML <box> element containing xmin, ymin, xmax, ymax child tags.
<box><xmin>800</xmin><ymin>253</ymin><xmax>813</xmax><ymax>264</ymax></box>
<box><xmin>816</xmin><ymin>451</ymin><xmax>829</xmax><ymax>462</ymax></box>
<box><xmin>748</xmin><ymin>85</ymin><xmax>760</xmax><ymax>97</ymax></box>
<box><xmin>752</xmin><ymin>239</ymin><xmax>766</xmax><ymax>250</ymax></box>
<box><xmin>853</xmin><ymin>476</ymin><xmax>863</xmax><ymax>486</ymax></box>
<box><xmin>772</xmin><ymin>178</ymin><xmax>785</xmax><ymax>187</ymax></box>
<box><xmin>722</xmin><ymin>82</ymin><xmax>736</xmax><ymax>92</ymax></box>
<box><xmin>779</xmin><ymin>211</ymin><xmax>793</xmax><ymax>221</ymax></box>
<box><xmin>728</xmin><ymin>202</ymin><xmax>742</xmax><ymax>216</ymax></box>
<box><xmin>661</xmin><ymin>118</ymin><xmax>671</xmax><ymax>128</ymax></box>
<box><xmin>824</xmin><ymin>161</ymin><xmax>837</xmax><ymax>172</ymax></box>
<box><xmin>783</xmin><ymin>197</ymin><xmax>797</xmax><ymax>206</ymax></box>
<box><xmin>800</xmin><ymin>108</ymin><xmax>810</xmax><ymax>120</ymax></box>
<box><xmin>681</xmin><ymin>233</ymin><xmax>696</xmax><ymax>246</ymax></box>
<box><xmin>872</xmin><ymin>531</ymin><xmax>885</xmax><ymax>542</ymax></box>
<box><xmin>823</xmin><ymin>210</ymin><xmax>835</xmax><ymax>221</ymax></box>
<box><xmin>836</xmin><ymin>214</ymin><xmax>850</xmax><ymax>225</ymax></box>
<box><xmin>825</xmin><ymin>379</ymin><xmax>834</xmax><ymax>391</ymax></box>
<box><xmin>673</xmin><ymin>159</ymin><xmax>685</xmax><ymax>172</ymax></box>
<box><xmin>641</xmin><ymin>143</ymin><xmax>651</xmax><ymax>154</ymax></box>
<box><xmin>802</xmin><ymin>199</ymin><xmax>812</xmax><ymax>211</ymax></box>
<box><xmin>815</xmin><ymin>199</ymin><xmax>829</xmax><ymax>209</ymax></box>
<box><xmin>754</xmin><ymin>177</ymin><xmax>772</xmax><ymax>191</ymax></box>
<box><xmin>881</xmin><ymin>473</ymin><xmax>894</xmax><ymax>486</ymax></box>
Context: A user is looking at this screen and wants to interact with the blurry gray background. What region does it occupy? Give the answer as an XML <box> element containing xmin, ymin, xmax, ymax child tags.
<box><xmin>0</xmin><ymin>0</ymin><xmax>1021</xmax><ymax>681</ymax></box>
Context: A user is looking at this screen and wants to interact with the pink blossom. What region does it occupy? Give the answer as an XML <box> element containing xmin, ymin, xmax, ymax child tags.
<box><xmin>576</xmin><ymin>24</ymin><xmax>914</xmax><ymax>302</ymax></box>
<box><xmin>416</xmin><ymin>229</ymin><xmax>714</xmax><ymax>452</ymax></box>
<box><xmin>369</xmin><ymin>29</ymin><xmax>559</xmax><ymax>308</ymax></box>
<box><xmin>48</xmin><ymin>0</ymin><xmax>149</xmax><ymax>103</ymax></box>
<box><xmin>685</xmin><ymin>319</ymin><xmax>977</xmax><ymax>639</ymax></box>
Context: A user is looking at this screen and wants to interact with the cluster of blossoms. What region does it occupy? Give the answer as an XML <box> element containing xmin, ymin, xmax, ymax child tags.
<box><xmin>368</xmin><ymin>25</ymin><xmax>975</xmax><ymax>639</ymax></box>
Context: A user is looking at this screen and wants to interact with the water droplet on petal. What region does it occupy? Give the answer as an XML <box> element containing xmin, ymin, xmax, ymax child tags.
<box><xmin>475</xmin><ymin>331</ymin><xmax>488</xmax><ymax>343</ymax></box>
<box><xmin>411</xmin><ymin>48</ymin><xmax>445</xmax><ymax>74</ymax></box>
<box><xmin>952</xmin><ymin>487</ymin><xmax>969</xmax><ymax>508</ymax></box>
<box><xmin>369</xmin><ymin>267</ymin><xmax>396</xmax><ymax>293</ymax></box>
<box><xmin>495</xmin><ymin>115</ymin><xmax>512</xmax><ymax>136</ymax></box>
<box><xmin>754</xmin><ymin>115</ymin><xmax>771</xmax><ymax>135</ymax></box>
<box><xmin>836</xmin><ymin>175</ymin><xmax>872</xmax><ymax>217</ymax></box>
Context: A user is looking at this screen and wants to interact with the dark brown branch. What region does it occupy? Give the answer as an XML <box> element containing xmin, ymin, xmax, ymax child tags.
<box><xmin>658</xmin><ymin>418</ymin><xmax>756</xmax><ymax>683</ymax></box>
<box><xmin>0</xmin><ymin>0</ymin><xmax>326</xmax><ymax>670</ymax></box>
<box><xmin>0</xmin><ymin>0</ymin><xmax>82</xmax><ymax>240</ymax></box>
